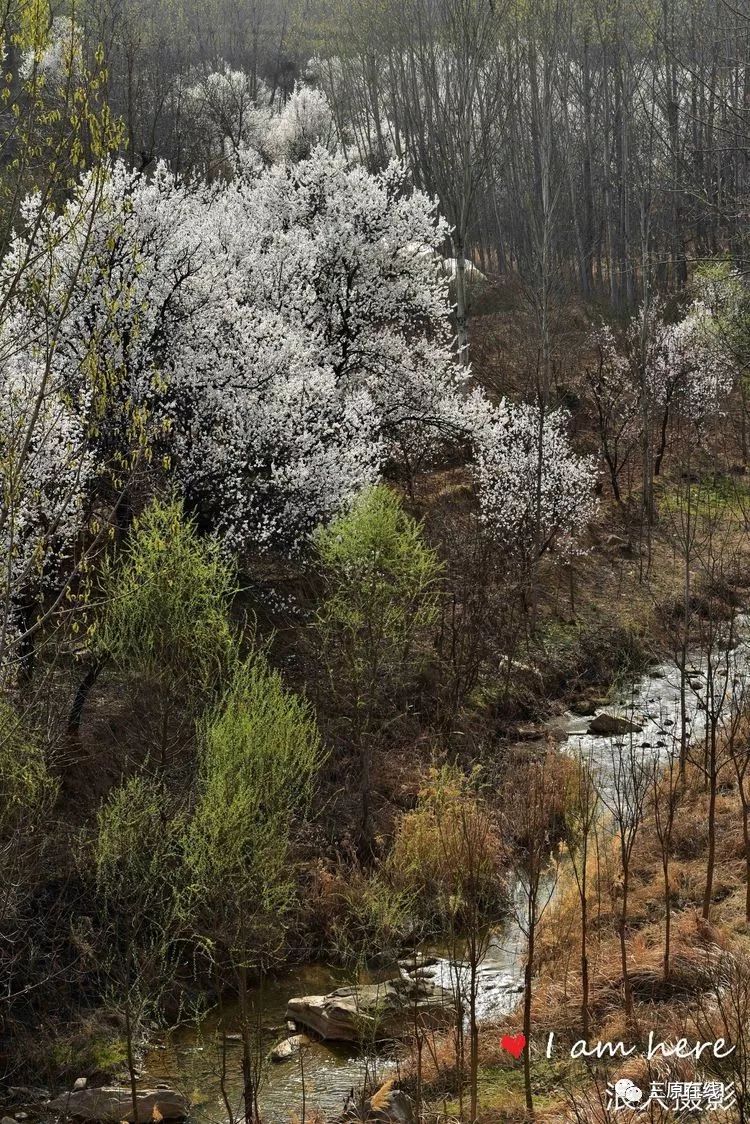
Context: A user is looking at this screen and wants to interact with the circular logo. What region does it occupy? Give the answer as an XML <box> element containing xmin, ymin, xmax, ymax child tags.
<box><xmin>614</xmin><ymin>1078</ymin><xmax>643</xmax><ymax>1105</ymax></box>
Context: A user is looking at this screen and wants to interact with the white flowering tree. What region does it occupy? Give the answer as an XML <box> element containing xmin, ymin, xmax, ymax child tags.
<box><xmin>628</xmin><ymin>299</ymin><xmax>733</xmax><ymax>475</ymax></box>
<box><xmin>178</xmin><ymin>72</ymin><xmax>338</xmax><ymax>173</ymax></box>
<box><xmin>0</xmin><ymin>146</ymin><xmax>597</xmax><ymax>648</ymax></box>
<box><xmin>0</xmin><ymin>162</ymin><xmax>115</xmax><ymax>686</ymax></box>
<box><xmin>589</xmin><ymin>298</ymin><xmax>736</xmax><ymax>508</ymax></box>
<box><xmin>464</xmin><ymin>390</ymin><xmax>597</xmax><ymax>564</ymax></box>
<box><xmin>4</xmin><ymin>150</ymin><xmax>464</xmax><ymax>555</ymax></box>
<box><xmin>180</xmin><ymin>67</ymin><xmax>273</xmax><ymax>170</ymax></box>
<box><xmin>261</xmin><ymin>85</ymin><xmax>338</xmax><ymax>163</ymax></box>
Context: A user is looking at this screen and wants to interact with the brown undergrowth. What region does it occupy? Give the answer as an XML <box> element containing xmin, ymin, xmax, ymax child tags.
<box><xmin>403</xmin><ymin>745</ymin><xmax>750</xmax><ymax>1121</ymax></box>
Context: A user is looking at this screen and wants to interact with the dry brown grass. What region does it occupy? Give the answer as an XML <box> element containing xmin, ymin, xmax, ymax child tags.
<box><xmin>453</xmin><ymin>751</ymin><xmax>750</xmax><ymax>1120</ymax></box>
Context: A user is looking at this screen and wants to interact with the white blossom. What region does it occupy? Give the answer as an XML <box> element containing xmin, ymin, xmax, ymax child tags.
<box><xmin>261</xmin><ymin>85</ymin><xmax>338</xmax><ymax>163</ymax></box>
<box><xmin>0</xmin><ymin>148</ymin><xmax>596</xmax><ymax>581</ymax></box>
<box><xmin>627</xmin><ymin>297</ymin><xmax>735</xmax><ymax>422</ymax></box>
<box><xmin>461</xmin><ymin>391</ymin><xmax>598</xmax><ymax>559</ymax></box>
<box><xmin>0</xmin><ymin>349</ymin><xmax>91</xmax><ymax>679</ymax></box>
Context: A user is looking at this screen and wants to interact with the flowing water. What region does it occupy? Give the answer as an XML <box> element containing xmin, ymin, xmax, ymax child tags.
<box><xmin>142</xmin><ymin>619</ymin><xmax>750</xmax><ymax>1122</ymax></box>
<box><xmin>143</xmin><ymin>962</ymin><xmax>390</xmax><ymax>1123</ymax></box>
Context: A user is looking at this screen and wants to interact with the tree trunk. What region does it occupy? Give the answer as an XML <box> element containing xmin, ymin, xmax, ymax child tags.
<box><xmin>469</xmin><ymin>948</ymin><xmax>479</xmax><ymax>1123</ymax></box>
<box><xmin>620</xmin><ymin>873</ymin><xmax>634</xmax><ymax>1025</ymax></box>
<box><xmin>68</xmin><ymin>659</ymin><xmax>104</xmax><ymax>737</ymax></box>
<box><xmin>703</xmin><ymin>753</ymin><xmax>717</xmax><ymax>920</ymax></box>
<box><xmin>523</xmin><ymin>929</ymin><xmax>535</xmax><ymax>1117</ymax></box>
<box><xmin>124</xmin><ymin>1004</ymin><xmax>140</xmax><ymax>1124</ymax></box>
<box><xmin>581</xmin><ymin>884</ymin><xmax>589</xmax><ymax>1040</ymax></box>
<box><xmin>453</xmin><ymin>234</ymin><xmax>470</xmax><ymax>368</ymax></box>
<box><xmin>663</xmin><ymin>859</ymin><xmax>671</xmax><ymax>980</ymax></box>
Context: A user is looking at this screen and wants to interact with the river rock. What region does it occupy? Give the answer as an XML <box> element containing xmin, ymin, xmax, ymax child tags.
<box><xmin>269</xmin><ymin>1033</ymin><xmax>310</xmax><ymax>1062</ymax></box>
<box><xmin>72</xmin><ymin>1081</ymin><xmax>87</xmax><ymax>1093</ymax></box>
<box><xmin>346</xmin><ymin>1082</ymin><xmax>415</xmax><ymax>1124</ymax></box>
<box><xmin>603</xmin><ymin>534</ymin><xmax>634</xmax><ymax>556</ymax></box>
<box><xmin>569</xmin><ymin>698</ymin><xmax>597</xmax><ymax>717</ymax></box>
<box><xmin>587</xmin><ymin>713</ymin><xmax>643</xmax><ymax>736</ymax></box>
<box><xmin>515</xmin><ymin>725</ymin><xmax>544</xmax><ymax>742</ymax></box>
<box><xmin>397</xmin><ymin>954</ymin><xmax>438</xmax><ymax>972</ymax></box>
<box><xmin>401</xmin><ymin>967</ymin><xmax>435</xmax><ymax>980</ymax></box>
<box><xmin>48</xmin><ymin>1086</ymin><xmax>189</xmax><ymax>1122</ymax></box>
<box><xmin>6</xmin><ymin>1092</ymin><xmax>49</xmax><ymax>1106</ymax></box>
<box><xmin>287</xmin><ymin>976</ymin><xmax>456</xmax><ymax>1042</ymax></box>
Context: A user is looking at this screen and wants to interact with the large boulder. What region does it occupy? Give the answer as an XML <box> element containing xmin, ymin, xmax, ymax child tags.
<box><xmin>287</xmin><ymin>976</ymin><xmax>456</xmax><ymax>1042</ymax></box>
<box><xmin>587</xmin><ymin>713</ymin><xmax>643</xmax><ymax>736</ymax></box>
<box><xmin>48</xmin><ymin>1086</ymin><xmax>189</xmax><ymax>1123</ymax></box>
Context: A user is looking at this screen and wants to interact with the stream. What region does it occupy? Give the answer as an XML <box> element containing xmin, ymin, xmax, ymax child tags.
<box><xmin>142</xmin><ymin>619</ymin><xmax>750</xmax><ymax>1122</ymax></box>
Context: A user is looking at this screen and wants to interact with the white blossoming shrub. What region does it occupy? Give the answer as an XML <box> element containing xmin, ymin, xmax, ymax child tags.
<box><xmin>262</xmin><ymin>85</ymin><xmax>338</xmax><ymax>163</ymax></box>
<box><xmin>180</xmin><ymin>67</ymin><xmax>273</xmax><ymax>164</ymax></box>
<box><xmin>626</xmin><ymin>297</ymin><xmax>735</xmax><ymax>422</ymax></box>
<box><xmin>1</xmin><ymin>162</ymin><xmax>216</xmax><ymax>481</ymax></box>
<box><xmin>178</xmin><ymin>72</ymin><xmax>337</xmax><ymax>169</ymax></box>
<box><xmin>463</xmin><ymin>392</ymin><xmax>598</xmax><ymax>558</ymax></box>
<box><xmin>1</xmin><ymin>151</ymin><xmax>461</xmax><ymax>553</ymax></box>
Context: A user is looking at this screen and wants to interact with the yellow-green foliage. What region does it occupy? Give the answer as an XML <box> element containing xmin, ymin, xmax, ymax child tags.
<box><xmin>50</xmin><ymin>1017</ymin><xmax>128</xmax><ymax>1079</ymax></box>
<box><xmin>315</xmin><ymin>485</ymin><xmax>441</xmax><ymax>692</ymax></box>
<box><xmin>0</xmin><ymin>698</ymin><xmax>57</xmax><ymax>835</ymax></box>
<box><xmin>94</xmin><ymin>774</ymin><xmax>181</xmax><ymax>907</ymax></box>
<box><xmin>184</xmin><ymin>658</ymin><xmax>325</xmax><ymax>961</ymax></box>
<box><xmin>329</xmin><ymin>871</ymin><xmax>415</xmax><ymax>963</ymax></box>
<box><xmin>98</xmin><ymin>498</ymin><xmax>238</xmax><ymax>696</ymax></box>
<box><xmin>390</xmin><ymin>765</ymin><xmax>503</xmax><ymax>922</ymax></box>
<box><xmin>1</xmin><ymin>0</ymin><xmax>121</xmax><ymax>218</ymax></box>
<box><xmin>658</xmin><ymin>473</ymin><xmax>750</xmax><ymax>521</ymax></box>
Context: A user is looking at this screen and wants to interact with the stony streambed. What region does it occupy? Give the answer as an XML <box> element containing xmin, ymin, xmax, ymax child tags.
<box><xmin>142</xmin><ymin>622</ymin><xmax>750</xmax><ymax>1122</ymax></box>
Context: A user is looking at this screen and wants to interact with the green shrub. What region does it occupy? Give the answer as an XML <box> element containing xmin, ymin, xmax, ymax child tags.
<box><xmin>100</xmin><ymin>498</ymin><xmax>237</xmax><ymax>685</ymax></box>
<box><xmin>0</xmin><ymin>700</ymin><xmax>57</xmax><ymax>835</ymax></box>
<box><xmin>314</xmin><ymin>485</ymin><xmax>442</xmax><ymax>848</ymax></box>
<box><xmin>390</xmin><ymin>765</ymin><xmax>504</xmax><ymax>926</ymax></box>
<box><xmin>97</xmin><ymin>498</ymin><xmax>239</xmax><ymax>768</ymax></box>
<box><xmin>184</xmin><ymin>656</ymin><xmax>325</xmax><ymax>965</ymax></box>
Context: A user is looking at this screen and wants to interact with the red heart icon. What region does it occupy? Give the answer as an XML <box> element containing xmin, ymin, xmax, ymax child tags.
<box><xmin>501</xmin><ymin>1033</ymin><xmax>527</xmax><ymax>1059</ymax></box>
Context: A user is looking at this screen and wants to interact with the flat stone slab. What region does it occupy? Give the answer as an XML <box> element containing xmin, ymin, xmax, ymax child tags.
<box><xmin>48</xmin><ymin>1087</ymin><xmax>189</xmax><ymax>1123</ymax></box>
<box><xmin>286</xmin><ymin>977</ymin><xmax>456</xmax><ymax>1042</ymax></box>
